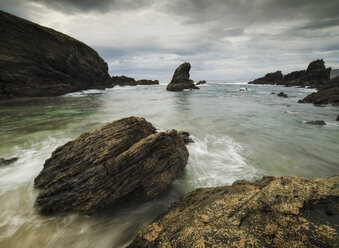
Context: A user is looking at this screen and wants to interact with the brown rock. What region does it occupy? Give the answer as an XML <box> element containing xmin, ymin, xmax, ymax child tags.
<box><xmin>0</xmin><ymin>11</ymin><xmax>112</xmax><ymax>100</ymax></box>
<box><xmin>128</xmin><ymin>176</ymin><xmax>339</xmax><ymax>248</ymax></box>
<box><xmin>111</xmin><ymin>75</ymin><xmax>137</xmax><ymax>86</ymax></box>
<box><xmin>277</xmin><ymin>92</ymin><xmax>288</xmax><ymax>98</ymax></box>
<box><xmin>136</xmin><ymin>79</ymin><xmax>159</xmax><ymax>85</ymax></box>
<box><xmin>34</xmin><ymin>117</ymin><xmax>189</xmax><ymax>215</ymax></box>
<box><xmin>178</xmin><ymin>131</ymin><xmax>194</xmax><ymax>144</ymax></box>
<box><xmin>167</xmin><ymin>63</ymin><xmax>199</xmax><ymax>91</ymax></box>
<box><xmin>305</xmin><ymin>120</ymin><xmax>326</xmax><ymax>125</ymax></box>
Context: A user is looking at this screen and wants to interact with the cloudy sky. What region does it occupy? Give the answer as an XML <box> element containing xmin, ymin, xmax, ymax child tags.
<box><xmin>1</xmin><ymin>0</ymin><xmax>339</xmax><ymax>82</ymax></box>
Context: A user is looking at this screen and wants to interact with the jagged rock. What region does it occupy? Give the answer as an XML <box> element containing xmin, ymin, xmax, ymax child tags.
<box><xmin>305</xmin><ymin>120</ymin><xmax>326</xmax><ymax>125</ymax></box>
<box><xmin>111</xmin><ymin>76</ymin><xmax>137</xmax><ymax>86</ymax></box>
<box><xmin>277</xmin><ymin>92</ymin><xmax>288</xmax><ymax>98</ymax></box>
<box><xmin>0</xmin><ymin>157</ymin><xmax>18</xmax><ymax>167</ymax></box>
<box><xmin>298</xmin><ymin>76</ymin><xmax>339</xmax><ymax>105</ymax></box>
<box><xmin>136</xmin><ymin>80</ymin><xmax>159</xmax><ymax>85</ymax></box>
<box><xmin>248</xmin><ymin>71</ymin><xmax>283</xmax><ymax>85</ymax></box>
<box><xmin>178</xmin><ymin>131</ymin><xmax>194</xmax><ymax>144</ymax></box>
<box><xmin>196</xmin><ymin>80</ymin><xmax>206</xmax><ymax>86</ymax></box>
<box><xmin>0</xmin><ymin>11</ymin><xmax>112</xmax><ymax>100</ymax></box>
<box><xmin>128</xmin><ymin>176</ymin><xmax>339</xmax><ymax>248</ymax></box>
<box><xmin>306</xmin><ymin>59</ymin><xmax>331</xmax><ymax>86</ymax></box>
<box><xmin>34</xmin><ymin>117</ymin><xmax>189</xmax><ymax>215</ymax></box>
<box><xmin>167</xmin><ymin>63</ymin><xmax>199</xmax><ymax>91</ymax></box>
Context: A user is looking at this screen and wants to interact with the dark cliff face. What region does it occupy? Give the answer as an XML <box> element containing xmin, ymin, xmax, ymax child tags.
<box><xmin>0</xmin><ymin>11</ymin><xmax>112</xmax><ymax>99</ymax></box>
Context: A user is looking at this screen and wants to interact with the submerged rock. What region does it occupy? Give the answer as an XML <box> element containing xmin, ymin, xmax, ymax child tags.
<box><xmin>34</xmin><ymin>117</ymin><xmax>189</xmax><ymax>215</ymax></box>
<box><xmin>128</xmin><ymin>176</ymin><xmax>339</xmax><ymax>248</ymax></box>
<box><xmin>277</xmin><ymin>92</ymin><xmax>288</xmax><ymax>98</ymax></box>
<box><xmin>305</xmin><ymin>120</ymin><xmax>326</xmax><ymax>125</ymax></box>
<box><xmin>0</xmin><ymin>11</ymin><xmax>112</xmax><ymax>100</ymax></box>
<box><xmin>167</xmin><ymin>63</ymin><xmax>199</xmax><ymax>91</ymax></box>
<box><xmin>0</xmin><ymin>157</ymin><xmax>18</xmax><ymax>167</ymax></box>
<box><xmin>248</xmin><ymin>71</ymin><xmax>283</xmax><ymax>85</ymax></box>
<box><xmin>196</xmin><ymin>80</ymin><xmax>206</xmax><ymax>86</ymax></box>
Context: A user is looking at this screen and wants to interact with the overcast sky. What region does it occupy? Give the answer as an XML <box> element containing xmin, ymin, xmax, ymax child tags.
<box><xmin>1</xmin><ymin>0</ymin><xmax>339</xmax><ymax>82</ymax></box>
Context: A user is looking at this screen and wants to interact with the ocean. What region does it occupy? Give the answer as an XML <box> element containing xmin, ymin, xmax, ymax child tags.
<box><xmin>0</xmin><ymin>82</ymin><xmax>338</xmax><ymax>247</ymax></box>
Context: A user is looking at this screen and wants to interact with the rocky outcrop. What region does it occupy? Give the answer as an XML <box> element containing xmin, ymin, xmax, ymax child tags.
<box><xmin>298</xmin><ymin>76</ymin><xmax>339</xmax><ymax>105</ymax></box>
<box><xmin>136</xmin><ymin>79</ymin><xmax>159</xmax><ymax>85</ymax></box>
<box><xmin>0</xmin><ymin>11</ymin><xmax>112</xmax><ymax>100</ymax></box>
<box><xmin>167</xmin><ymin>63</ymin><xmax>199</xmax><ymax>91</ymax></box>
<box><xmin>111</xmin><ymin>75</ymin><xmax>137</xmax><ymax>86</ymax></box>
<box><xmin>277</xmin><ymin>92</ymin><xmax>288</xmax><ymax>98</ymax></box>
<box><xmin>305</xmin><ymin>120</ymin><xmax>326</xmax><ymax>125</ymax></box>
<box><xmin>248</xmin><ymin>71</ymin><xmax>283</xmax><ymax>85</ymax></box>
<box><xmin>111</xmin><ymin>76</ymin><xmax>159</xmax><ymax>86</ymax></box>
<box><xmin>0</xmin><ymin>157</ymin><xmax>18</xmax><ymax>167</ymax></box>
<box><xmin>248</xmin><ymin>60</ymin><xmax>331</xmax><ymax>88</ymax></box>
<box><xmin>129</xmin><ymin>176</ymin><xmax>339</xmax><ymax>248</ymax></box>
<box><xmin>34</xmin><ymin>117</ymin><xmax>189</xmax><ymax>215</ymax></box>
<box><xmin>196</xmin><ymin>80</ymin><xmax>206</xmax><ymax>86</ymax></box>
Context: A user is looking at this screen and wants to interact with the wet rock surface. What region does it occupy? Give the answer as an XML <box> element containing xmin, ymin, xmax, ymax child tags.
<box><xmin>167</xmin><ymin>63</ymin><xmax>199</xmax><ymax>91</ymax></box>
<box><xmin>34</xmin><ymin>117</ymin><xmax>189</xmax><ymax>215</ymax></box>
<box><xmin>178</xmin><ymin>131</ymin><xmax>194</xmax><ymax>144</ymax></box>
<box><xmin>128</xmin><ymin>176</ymin><xmax>339</xmax><ymax>248</ymax></box>
<box><xmin>0</xmin><ymin>157</ymin><xmax>18</xmax><ymax>167</ymax></box>
<box><xmin>305</xmin><ymin>120</ymin><xmax>327</xmax><ymax>125</ymax></box>
<box><xmin>196</xmin><ymin>80</ymin><xmax>206</xmax><ymax>86</ymax></box>
<box><xmin>0</xmin><ymin>11</ymin><xmax>112</xmax><ymax>100</ymax></box>
<box><xmin>277</xmin><ymin>92</ymin><xmax>288</xmax><ymax>98</ymax></box>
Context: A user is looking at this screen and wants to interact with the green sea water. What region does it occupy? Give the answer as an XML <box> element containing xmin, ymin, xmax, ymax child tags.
<box><xmin>0</xmin><ymin>82</ymin><xmax>338</xmax><ymax>247</ymax></box>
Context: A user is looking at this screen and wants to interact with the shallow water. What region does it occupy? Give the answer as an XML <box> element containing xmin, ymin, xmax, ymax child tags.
<box><xmin>0</xmin><ymin>82</ymin><xmax>338</xmax><ymax>247</ymax></box>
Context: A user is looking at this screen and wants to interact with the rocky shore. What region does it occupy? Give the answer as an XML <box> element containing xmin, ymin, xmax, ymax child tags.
<box><xmin>34</xmin><ymin>117</ymin><xmax>189</xmax><ymax>215</ymax></box>
<box><xmin>111</xmin><ymin>76</ymin><xmax>159</xmax><ymax>86</ymax></box>
<box><xmin>0</xmin><ymin>11</ymin><xmax>112</xmax><ymax>99</ymax></box>
<box><xmin>129</xmin><ymin>176</ymin><xmax>339</xmax><ymax>248</ymax></box>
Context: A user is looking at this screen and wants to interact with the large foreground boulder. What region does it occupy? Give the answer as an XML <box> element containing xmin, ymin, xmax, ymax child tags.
<box><xmin>129</xmin><ymin>176</ymin><xmax>339</xmax><ymax>248</ymax></box>
<box><xmin>167</xmin><ymin>63</ymin><xmax>199</xmax><ymax>91</ymax></box>
<box><xmin>0</xmin><ymin>11</ymin><xmax>112</xmax><ymax>99</ymax></box>
<box><xmin>34</xmin><ymin>117</ymin><xmax>189</xmax><ymax>215</ymax></box>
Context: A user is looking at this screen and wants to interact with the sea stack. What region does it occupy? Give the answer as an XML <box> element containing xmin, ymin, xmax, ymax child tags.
<box><xmin>167</xmin><ymin>62</ymin><xmax>199</xmax><ymax>91</ymax></box>
<box><xmin>0</xmin><ymin>11</ymin><xmax>112</xmax><ymax>99</ymax></box>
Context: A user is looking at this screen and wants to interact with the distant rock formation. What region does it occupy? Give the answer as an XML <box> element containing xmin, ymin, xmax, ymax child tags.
<box><xmin>248</xmin><ymin>71</ymin><xmax>283</xmax><ymax>85</ymax></box>
<box><xmin>167</xmin><ymin>63</ymin><xmax>199</xmax><ymax>91</ymax></box>
<box><xmin>128</xmin><ymin>176</ymin><xmax>339</xmax><ymax>248</ymax></box>
<box><xmin>298</xmin><ymin>76</ymin><xmax>339</xmax><ymax>105</ymax></box>
<box><xmin>0</xmin><ymin>11</ymin><xmax>112</xmax><ymax>100</ymax></box>
<box><xmin>248</xmin><ymin>60</ymin><xmax>331</xmax><ymax>88</ymax></box>
<box><xmin>111</xmin><ymin>76</ymin><xmax>159</xmax><ymax>86</ymax></box>
<box><xmin>196</xmin><ymin>80</ymin><xmax>206</xmax><ymax>86</ymax></box>
<box><xmin>34</xmin><ymin>117</ymin><xmax>189</xmax><ymax>215</ymax></box>
<box><xmin>136</xmin><ymin>79</ymin><xmax>159</xmax><ymax>85</ymax></box>
<box><xmin>304</xmin><ymin>120</ymin><xmax>326</xmax><ymax>125</ymax></box>
<box><xmin>277</xmin><ymin>92</ymin><xmax>288</xmax><ymax>98</ymax></box>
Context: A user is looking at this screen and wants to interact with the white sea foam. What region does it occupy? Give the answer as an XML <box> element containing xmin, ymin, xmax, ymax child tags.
<box><xmin>62</xmin><ymin>89</ymin><xmax>106</xmax><ymax>97</ymax></box>
<box><xmin>177</xmin><ymin>134</ymin><xmax>259</xmax><ymax>189</ymax></box>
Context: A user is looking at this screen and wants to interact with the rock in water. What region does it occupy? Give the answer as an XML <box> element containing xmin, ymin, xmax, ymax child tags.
<box><xmin>34</xmin><ymin>117</ymin><xmax>189</xmax><ymax>215</ymax></box>
<box><xmin>196</xmin><ymin>80</ymin><xmax>206</xmax><ymax>86</ymax></box>
<box><xmin>277</xmin><ymin>91</ymin><xmax>288</xmax><ymax>98</ymax></box>
<box><xmin>166</xmin><ymin>63</ymin><xmax>199</xmax><ymax>91</ymax></box>
<box><xmin>305</xmin><ymin>120</ymin><xmax>326</xmax><ymax>125</ymax></box>
<box><xmin>111</xmin><ymin>76</ymin><xmax>137</xmax><ymax>86</ymax></box>
<box><xmin>178</xmin><ymin>131</ymin><xmax>194</xmax><ymax>144</ymax></box>
<box><xmin>0</xmin><ymin>11</ymin><xmax>112</xmax><ymax>99</ymax></box>
<box><xmin>128</xmin><ymin>176</ymin><xmax>339</xmax><ymax>248</ymax></box>
<box><xmin>136</xmin><ymin>79</ymin><xmax>159</xmax><ymax>85</ymax></box>
<box><xmin>0</xmin><ymin>157</ymin><xmax>18</xmax><ymax>167</ymax></box>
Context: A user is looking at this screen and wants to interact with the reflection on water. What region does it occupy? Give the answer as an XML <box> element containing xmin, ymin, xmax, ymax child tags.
<box><xmin>0</xmin><ymin>83</ymin><xmax>338</xmax><ymax>247</ymax></box>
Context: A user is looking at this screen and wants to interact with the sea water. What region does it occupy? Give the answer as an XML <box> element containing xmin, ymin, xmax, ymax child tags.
<box><xmin>0</xmin><ymin>82</ymin><xmax>338</xmax><ymax>247</ymax></box>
